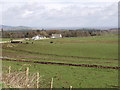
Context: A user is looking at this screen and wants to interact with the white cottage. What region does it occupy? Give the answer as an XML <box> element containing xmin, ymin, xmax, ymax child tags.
<box><xmin>51</xmin><ymin>34</ymin><xmax>62</xmax><ymax>39</ymax></box>
<box><xmin>32</xmin><ymin>35</ymin><xmax>46</xmax><ymax>40</ymax></box>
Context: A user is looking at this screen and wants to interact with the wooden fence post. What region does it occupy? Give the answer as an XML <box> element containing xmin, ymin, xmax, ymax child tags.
<box><xmin>70</xmin><ymin>86</ymin><xmax>72</xmax><ymax>90</ymax></box>
<box><xmin>25</xmin><ymin>67</ymin><xmax>29</xmax><ymax>88</ymax></box>
<box><xmin>36</xmin><ymin>72</ymin><xmax>39</xmax><ymax>88</ymax></box>
<box><xmin>50</xmin><ymin>78</ymin><xmax>53</xmax><ymax>90</ymax></box>
<box><xmin>8</xmin><ymin>66</ymin><xmax>11</xmax><ymax>74</ymax></box>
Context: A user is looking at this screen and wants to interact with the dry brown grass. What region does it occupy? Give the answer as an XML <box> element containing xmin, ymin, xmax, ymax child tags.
<box><xmin>2</xmin><ymin>66</ymin><xmax>42</xmax><ymax>88</ymax></box>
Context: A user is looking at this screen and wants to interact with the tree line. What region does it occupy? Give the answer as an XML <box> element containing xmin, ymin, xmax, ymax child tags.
<box><xmin>1</xmin><ymin>29</ymin><xmax>111</xmax><ymax>38</ymax></box>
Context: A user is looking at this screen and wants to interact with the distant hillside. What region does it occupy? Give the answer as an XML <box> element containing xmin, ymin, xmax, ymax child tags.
<box><xmin>0</xmin><ymin>25</ymin><xmax>118</xmax><ymax>31</ymax></box>
<box><xmin>0</xmin><ymin>25</ymin><xmax>36</xmax><ymax>31</ymax></box>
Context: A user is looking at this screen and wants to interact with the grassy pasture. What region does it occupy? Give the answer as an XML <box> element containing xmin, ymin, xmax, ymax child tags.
<box><xmin>2</xmin><ymin>61</ymin><xmax>118</xmax><ymax>88</ymax></box>
<box><xmin>0</xmin><ymin>38</ymin><xmax>23</xmax><ymax>41</ymax></box>
<box><xmin>0</xmin><ymin>38</ymin><xmax>10</xmax><ymax>41</ymax></box>
<box><xmin>2</xmin><ymin>34</ymin><xmax>119</xmax><ymax>88</ymax></box>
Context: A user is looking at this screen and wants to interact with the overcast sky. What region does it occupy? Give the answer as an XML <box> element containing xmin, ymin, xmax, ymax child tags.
<box><xmin>0</xmin><ymin>0</ymin><xmax>119</xmax><ymax>28</ymax></box>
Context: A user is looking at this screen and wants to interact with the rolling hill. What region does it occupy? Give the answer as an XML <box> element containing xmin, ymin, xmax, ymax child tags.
<box><xmin>0</xmin><ymin>25</ymin><xmax>35</xmax><ymax>31</ymax></box>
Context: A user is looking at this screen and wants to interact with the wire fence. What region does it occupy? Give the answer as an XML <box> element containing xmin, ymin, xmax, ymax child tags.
<box><xmin>2</xmin><ymin>66</ymin><xmax>73</xmax><ymax>89</ymax></box>
<box><xmin>2</xmin><ymin>66</ymin><xmax>41</xmax><ymax>88</ymax></box>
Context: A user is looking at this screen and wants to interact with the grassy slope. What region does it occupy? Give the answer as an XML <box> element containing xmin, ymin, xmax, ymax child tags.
<box><xmin>3</xmin><ymin>35</ymin><xmax>118</xmax><ymax>59</ymax></box>
<box><xmin>2</xmin><ymin>34</ymin><xmax>119</xmax><ymax>88</ymax></box>
<box><xmin>2</xmin><ymin>61</ymin><xmax>118</xmax><ymax>88</ymax></box>
<box><xmin>0</xmin><ymin>38</ymin><xmax>11</xmax><ymax>41</ymax></box>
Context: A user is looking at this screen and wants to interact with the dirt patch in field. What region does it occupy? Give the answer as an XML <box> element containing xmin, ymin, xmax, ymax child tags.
<box><xmin>2</xmin><ymin>58</ymin><xmax>120</xmax><ymax>70</ymax></box>
<box><xmin>3</xmin><ymin>55</ymin><xmax>117</xmax><ymax>65</ymax></box>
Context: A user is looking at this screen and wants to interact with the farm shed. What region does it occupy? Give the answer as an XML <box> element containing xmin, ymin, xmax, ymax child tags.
<box><xmin>51</xmin><ymin>34</ymin><xmax>62</xmax><ymax>38</ymax></box>
<box><xmin>24</xmin><ymin>38</ymin><xmax>30</xmax><ymax>41</ymax></box>
<box><xmin>32</xmin><ymin>35</ymin><xmax>46</xmax><ymax>40</ymax></box>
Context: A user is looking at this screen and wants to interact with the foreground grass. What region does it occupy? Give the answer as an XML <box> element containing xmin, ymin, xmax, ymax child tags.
<box><xmin>2</xmin><ymin>61</ymin><xmax>118</xmax><ymax>88</ymax></box>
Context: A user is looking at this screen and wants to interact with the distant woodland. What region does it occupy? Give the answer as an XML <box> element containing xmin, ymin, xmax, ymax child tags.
<box><xmin>1</xmin><ymin>29</ymin><xmax>117</xmax><ymax>38</ymax></box>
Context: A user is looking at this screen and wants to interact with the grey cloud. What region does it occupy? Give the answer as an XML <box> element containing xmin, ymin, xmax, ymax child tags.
<box><xmin>2</xmin><ymin>2</ymin><xmax>118</xmax><ymax>28</ymax></box>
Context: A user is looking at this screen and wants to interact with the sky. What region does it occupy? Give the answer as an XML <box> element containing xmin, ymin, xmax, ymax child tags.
<box><xmin>0</xmin><ymin>0</ymin><xmax>119</xmax><ymax>28</ymax></box>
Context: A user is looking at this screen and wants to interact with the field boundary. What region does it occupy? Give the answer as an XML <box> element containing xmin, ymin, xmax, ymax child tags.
<box><xmin>2</xmin><ymin>58</ymin><xmax>120</xmax><ymax>70</ymax></box>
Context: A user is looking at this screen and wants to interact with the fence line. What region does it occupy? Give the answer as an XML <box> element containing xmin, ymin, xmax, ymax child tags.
<box><xmin>2</xmin><ymin>66</ymin><xmax>73</xmax><ymax>88</ymax></box>
<box><xmin>50</xmin><ymin>78</ymin><xmax>53</xmax><ymax>90</ymax></box>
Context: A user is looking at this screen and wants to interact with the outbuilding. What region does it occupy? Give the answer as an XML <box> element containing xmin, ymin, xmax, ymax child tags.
<box><xmin>32</xmin><ymin>35</ymin><xmax>46</xmax><ymax>40</ymax></box>
<box><xmin>51</xmin><ymin>34</ymin><xmax>62</xmax><ymax>39</ymax></box>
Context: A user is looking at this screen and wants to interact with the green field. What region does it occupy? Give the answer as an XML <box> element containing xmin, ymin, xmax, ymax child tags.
<box><xmin>2</xmin><ymin>35</ymin><xmax>119</xmax><ymax>88</ymax></box>
<box><xmin>0</xmin><ymin>38</ymin><xmax>11</xmax><ymax>41</ymax></box>
<box><xmin>0</xmin><ymin>38</ymin><xmax>23</xmax><ymax>42</ymax></box>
